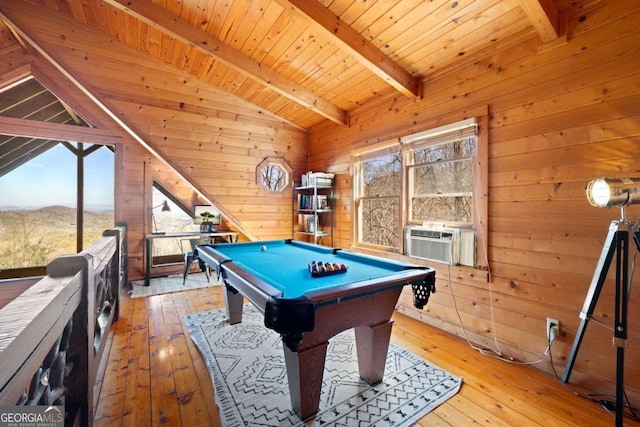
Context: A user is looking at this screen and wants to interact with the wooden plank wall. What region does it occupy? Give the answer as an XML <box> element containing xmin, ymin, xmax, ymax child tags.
<box><xmin>308</xmin><ymin>0</ymin><xmax>640</xmax><ymax>401</ymax></box>
<box><xmin>0</xmin><ymin>5</ymin><xmax>309</xmax><ymax>280</ymax></box>
<box><xmin>2</xmin><ymin>0</ymin><xmax>639</xmax><ymax>405</ymax></box>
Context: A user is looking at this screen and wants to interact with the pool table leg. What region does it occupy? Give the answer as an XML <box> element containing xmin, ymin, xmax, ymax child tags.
<box><xmin>222</xmin><ymin>284</ymin><xmax>244</xmax><ymax>324</ymax></box>
<box><xmin>354</xmin><ymin>320</ymin><xmax>394</xmax><ymax>384</ymax></box>
<box><xmin>283</xmin><ymin>341</ymin><xmax>328</xmax><ymax>420</ymax></box>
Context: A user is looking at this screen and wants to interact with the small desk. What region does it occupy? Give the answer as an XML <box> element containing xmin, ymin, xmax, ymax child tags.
<box><xmin>196</xmin><ymin>239</ymin><xmax>435</xmax><ymax>419</ymax></box>
<box><xmin>144</xmin><ymin>230</ymin><xmax>238</xmax><ymax>286</ymax></box>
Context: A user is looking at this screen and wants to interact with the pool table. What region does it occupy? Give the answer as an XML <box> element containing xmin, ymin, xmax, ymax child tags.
<box><xmin>195</xmin><ymin>239</ymin><xmax>435</xmax><ymax>420</ymax></box>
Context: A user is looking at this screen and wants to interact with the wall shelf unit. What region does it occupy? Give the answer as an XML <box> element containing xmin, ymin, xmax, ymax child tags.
<box><xmin>293</xmin><ymin>179</ymin><xmax>333</xmax><ymax>246</ymax></box>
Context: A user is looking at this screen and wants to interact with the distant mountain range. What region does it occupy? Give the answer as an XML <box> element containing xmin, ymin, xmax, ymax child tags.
<box><xmin>0</xmin><ymin>204</ymin><xmax>114</xmax><ymax>212</ymax></box>
<box><xmin>0</xmin><ymin>205</ymin><xmax>114</xmax><ymax>224</ymax></box>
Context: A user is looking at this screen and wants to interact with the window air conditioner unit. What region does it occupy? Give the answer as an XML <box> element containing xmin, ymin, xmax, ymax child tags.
<box><xmin>404</xmin><ymin>225</ymin><xmax>475</xmax><ymax>266</ymax></box>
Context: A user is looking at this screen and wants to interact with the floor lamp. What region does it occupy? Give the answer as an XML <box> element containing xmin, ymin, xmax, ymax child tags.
<box><xmin>562</xmin><ymin>177</ymin><xmax>640</xmax><ymax>427</ymax></box>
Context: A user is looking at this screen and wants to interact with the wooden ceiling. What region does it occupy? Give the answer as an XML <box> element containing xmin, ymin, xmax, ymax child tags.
<box><xmin>0</xmin><ymin>77</ymin><xmax>93</xmax><ymax>177</ymax></box>
<box><xmin>0</xmin><ymin>0</ymin><xmax>575</xmax><ymax>131</ymax></box>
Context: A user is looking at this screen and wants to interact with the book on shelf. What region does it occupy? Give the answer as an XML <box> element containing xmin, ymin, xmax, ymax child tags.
<box><xmin>297</xmin><ymin>194</ymin><xmax>329</xmax><ymax>210</ymax></box>
<box><xmin>297</xmin><ymin>214</ymin><xmax>316</xmax><ymax>233</ymax></box>
<box><xmin>317</xmin><ymin>195</ymin><xmax>328</xmax><ymax>209</ymax></box>
<box><xmin>300</xmin><ymin>171</ymin><xmax>334</xmax><ymax>187</ymax></box>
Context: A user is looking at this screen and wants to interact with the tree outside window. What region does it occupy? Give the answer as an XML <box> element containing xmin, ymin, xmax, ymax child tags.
<box><xmin>357</xmin><ymin>152</ymin><xmax>401</xmax><ymax>248</ymax></box>
<box><xmin>256</xmin><ymin>157</ymin><xmax>292</xmax><ymax>192</ymax></box>
<box><xmin>409</xmin><ymin>138</ymin><xmax>475</xmax><ymax>225</ymax></box>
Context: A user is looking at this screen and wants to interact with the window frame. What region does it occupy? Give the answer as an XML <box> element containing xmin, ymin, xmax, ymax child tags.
<box><xmin>403</xmin><ymin>119</ymin><xmax>478</xmax><ymax>227</ymax></box>
<box><xmin>352</xmin><ymin>141</ymin><xmax>402</xmax><ymax>252</ymax></box>
<box><xmin>352</xmin><ymin>116</ymin><xmax>488</xmax><ymax>269</ymax></box>
<box><xmin>256</xmin><ymin>157</ymin><xmax>292</xmax><ymax>193</ymax></box>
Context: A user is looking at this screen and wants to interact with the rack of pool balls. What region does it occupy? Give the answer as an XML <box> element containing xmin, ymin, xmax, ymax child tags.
<box><xmin>308</xmin><ymin>260</ymin><xmax>348</xmax><ymax>277</ymax></box>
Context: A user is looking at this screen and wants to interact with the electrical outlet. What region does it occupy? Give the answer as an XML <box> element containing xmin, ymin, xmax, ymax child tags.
<box><xmin>547</xmin><ymin>317</ymin><xmax>559</xmax><ymax>342</ymax></box>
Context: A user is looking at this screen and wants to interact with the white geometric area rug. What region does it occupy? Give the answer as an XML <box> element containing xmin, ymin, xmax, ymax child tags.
<box><xmin>130</xmin><ymin>273</ymin><xmax>215</xmax><ymax>298</ymax></box>
<box><xmin>184</xmin><ymin>305</ymin><xmax>462</xmax><ymax>427</ymax></box>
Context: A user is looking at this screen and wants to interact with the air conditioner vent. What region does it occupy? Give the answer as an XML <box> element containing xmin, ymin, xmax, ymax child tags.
<box><xmin>404</xmin><ymin>226</ymin><xmax>475</xmax><ymax>266</ymax></box>
<box><xmin>410</xmin><ymin>229</ymin><xmax>453</xmax><ymax>239</ymax></box>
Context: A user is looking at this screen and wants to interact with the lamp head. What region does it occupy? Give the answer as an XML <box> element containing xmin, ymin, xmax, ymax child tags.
<box><xmin>586</xmin><ymin>177</ymin><xmax>640</xmax><ymax>208</ymax></box>
<box><xmin>152</xmin><ymin>200</ymin><xmax>171</xmax><ymax>212</ymax></box>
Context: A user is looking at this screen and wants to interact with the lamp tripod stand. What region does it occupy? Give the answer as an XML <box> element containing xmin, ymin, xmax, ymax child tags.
<box><xmin>562</xmin><ymin>209</ymin><xmax>639</xmax><ymax>427</ymax></box>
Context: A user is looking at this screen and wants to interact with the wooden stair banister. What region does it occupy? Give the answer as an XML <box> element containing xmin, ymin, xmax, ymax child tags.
<box><xmin>0</xmin><ymin>223</ymin><xmax>127</xmax><ymax>426</ymax></box>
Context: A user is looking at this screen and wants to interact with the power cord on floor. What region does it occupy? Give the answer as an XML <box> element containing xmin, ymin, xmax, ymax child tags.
<box><xmin>588</xmin><ymin>392</ymin><xmax>640</xmax><ymax>423</ymax></box>
<box><xmin>447</xmin><ymin>263</ymin><xmax>544</xmax><ymax>365</ymax></box>
<box><xmin>545</xmin><ymin>299</ymin><xmax>640</xmax><ymax>424</ymax></box>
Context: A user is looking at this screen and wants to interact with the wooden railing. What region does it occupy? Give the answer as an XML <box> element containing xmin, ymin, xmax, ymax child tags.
<box><xmin>0</xmin><ymin>223</ymin><xmax>127</xmax><ymax>426</ymax></box>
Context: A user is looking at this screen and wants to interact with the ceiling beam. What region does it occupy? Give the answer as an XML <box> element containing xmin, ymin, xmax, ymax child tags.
<box><xmin>103</xmin><ymin>0</ymin><xmax>348</xmax><ymax>126</ymax></box>
<box><xmin>0</xmin><ymin>116</ymin><xmax>123</xmax><ymax>145</ymax></box>
<box><xmin>1</xmin><ymin>18</ymin><xmax>34</xmax><ymax>55</ymax></box>
<box><xmin>0</xmin><ymin>63</ymin><xmax>31</xmax><ymax>90</ymax></box>
<box><xmin>518</xmin><ymin>0</ymin><xmax>559</xmax><ymax>43</ymax></box>
<box><xmin>275</xmin><ymin>0</ymin><xmax>420</xmax><ymax>98</ymax></box>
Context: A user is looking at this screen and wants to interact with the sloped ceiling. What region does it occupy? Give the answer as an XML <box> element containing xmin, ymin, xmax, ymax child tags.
<box><xmin>0</xmin><ymin>76</ymin><xmax>91</xmax><ymax>177</ymax></box>
<box><xmin>0</xmin><ymin>0</ymin><xmax>571</xmax><ymax>131</ymax></box>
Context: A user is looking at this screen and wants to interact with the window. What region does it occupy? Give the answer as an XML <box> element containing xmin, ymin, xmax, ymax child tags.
<box><xmin>0</xmin><ymin>143</ymin><xmax>114</xmax><ymax>274</ymax></box>
<box><xmin>356</xmin><ymin>149</ymin><xmax>402</xmax><ymax>248</ymax></box>
<box><xmin>256</xmin><ymin>157</ymin><xmax>292</xmax><ymax>192</ymax></box>
<box><xmin>353</xmin><ymin>144</ymin><xmax>401</xmax><ymax>249</ymax></box>
<box><xmin>151</xmin><ymin>182</ymin><xmax>200</xmax><ymax>257</ymax></box>
<box><xmin>405</xmin><ymin>121</ymin><xmax>477</xmax><ymax>226</ymax></box>
<box><xmin>0</xmin><ymin>76</ymin><xmax>114</xmax><ymax>278</ymax></box>
<box><xmin>353</xmin><ymin>117</ymin><xmax>487</xmax><ymax>265</ymax></box>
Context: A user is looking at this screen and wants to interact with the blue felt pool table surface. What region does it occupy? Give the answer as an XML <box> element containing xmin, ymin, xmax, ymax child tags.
<box><xmin>206</xmin><ymin>239</ymin><xmax>418</xmax><ymax>298</ymax></box>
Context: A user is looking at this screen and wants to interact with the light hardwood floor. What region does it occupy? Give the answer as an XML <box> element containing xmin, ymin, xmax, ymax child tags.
<box><xmin>93</xmin><ymin>283</ymin><xmax>639</xmax><ymax>426</ymax></box>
